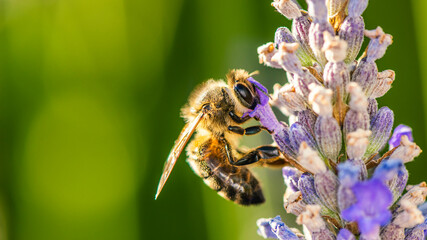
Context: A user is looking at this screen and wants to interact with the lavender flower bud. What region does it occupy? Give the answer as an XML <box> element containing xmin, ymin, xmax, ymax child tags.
<box><xmin>314</xmin><ymin>170</ymin><xmax>339</xmax><ymax>211</ymax></box>
<box><xmin>308</xmin><ymin>85</ymin><xmax>342</xmax><ymax>160</ymax></box>
<box><xmin>293</xmin><ymin>70</ymin><xmax>321</xmax><ymax>98</ymax></box>
<box><xmin>394</xmin><ymin>200</ymin><xmax>425</xmax><ymax>228</ymax></box>
<box><xmin>298</xmin><ymin>173</ymin><xmax>325</xmax><ymax>208</ymax></box>
<box><xmin>323</xmin><ymin>61</ymin><xmax>350</xmax><ymax>101</ymax></box>
<box><xmin>389</xmin><ymin>135</ymin><xmax>422</xmax><ymax>163</ymax></box>
<box><xmin>388</xmin><ymin>167</ymin><xmax>408</xmax><ymax>203</ymax></box>
<box><xmin>348</xmin><ymin>158</ymin><xmax>368</xmax><ymax>179</ymax></box>
<box><xmin>290</xmin><ymin>122</ymin><xmax>317</xmax><ymax>152</ymax></box>
<box><xmin>275</xmin><ymin>27</ymin><xmax>296</xmax><ymax>47</ymax></box>
<box><xmin>258</xmin><ymin>42</ymin><xmax>282</xmax><ymax>68</ymax></box>
<box><xmin>400</xmin><ymin>182</ymin><xmax>427</xmax><ymax>206</ymax></box>
<box><xmin>292</xmin><ymin>13</ymin><xmax>316</xmax><ymax>62</ymax></box>
<box><xmin>274</xmin><ymin>124</ymin><xmax>298</xmax><ymax>158</ymax></box>
<box><xmin>271</xmin><ymin>83</ymin><xmax>306</xmax><ymax>115</ymax></box>
<box><xmin>371</xmin><ymin>69</ymin><xmax>395</xmax><ymax>98</ymax></box>
<box><xmin>326</xmin><ymin>0</ymin><xmax>347</xmax><ymax>17</ymax></box>
<box><xmin>272</xmin><ymin>42</ymin><xmax>304</xmax><ymax>74</ymax></box>
<box><xmin>367</xmin><ymin>98</ymin><xmax>378</xmax><ymax>120</ymax></box>
<box><xmin>339</xmin><ymin>16</ymin><xmax>365</xmax><ymax>63</ymax></box>
<box><xmin>380</xmin><ymin>224</ymin><xmax>404</xmax><ymax>240</ymax></box>
<box><xmin>315</xmin><ymin>115</ymin><xmax>342</xmax><ymax>161</ymax></box>
<box><xmin>337</xmin><ymin>229</ymin><xmax>356</xmax><ymax>240</ymax></box>
<box><xmin>297</xmin><ymin>109</ymin><xmax>317</xmax><ymax>137</ymax></box>
<box><xmin>296</xmin><ymin>205</ymin><xmax>335</xmax><ymax>240</ymax></box>
<box><xmin>348</xmin><ymin>0</ymin><xmax>368</xmax><ymax>17</ymax></box>
<box><xmin>344</xmin><ymin>83</ymin><xmax>370</xmax><ymax>136</ymax></box>
<box><xmin>284</xmin><ymin>191</ymin><xmax>307</xmax><ymax>216</ymax></box>
<box><xmin>346</xmin><ymin>129</ymin><xmax>371</xmax><ymax>160</ymax></box>
<box><xmin>365</xmin><ymin>27</ymin><xmax>393</xmax><ymax>62</ymax></box>
<box><xmin>307</xmin><ymin>0</ymin><xmax>328</xmax><ymax>21</ymax></box>
<box><xmin>352</xmin><ymin>59</ymin><xmax>378</xmax><ymax>97</ymax></box>
<box><xmin>272</xmin><ymin>0</ymin><xmax>302</xmax><ymax>20</ymax></box>
<box><xmin>366</xmin><ymin>106</ymin><xmax>394</xmax><ymax>155</ymax></box>
<box><xmin>405</xmin><ymin>221</ymin><xmax>427</xmax><ymax>240</ymax></box>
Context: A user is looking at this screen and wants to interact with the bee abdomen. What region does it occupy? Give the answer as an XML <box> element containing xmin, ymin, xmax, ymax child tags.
<box><xmin>186</xmin><ymin>139</ymin><xmax>264</xmax><ymax>205</ymax></box>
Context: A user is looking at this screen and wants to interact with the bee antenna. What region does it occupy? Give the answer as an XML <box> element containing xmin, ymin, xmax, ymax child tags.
<box><xmin>249</xmin><ymin>70</ymin><xmax>259</xmax><ymax>76</ymax></box>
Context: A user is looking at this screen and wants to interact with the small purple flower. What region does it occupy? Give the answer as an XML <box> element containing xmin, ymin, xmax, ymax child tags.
<box><xmin>389</xmin><ymin>124</ymin><xmax>414</xmax><ymax>149</ymax></box>
<box><xmin>256</xmin><ymin>216</ymin><xmax>299</xmax><ymax>240</ymax></box>
<box><xmin>341</xmin><ymin>178</ymin><xmax>393</xmax><ymax>238</ymax></box>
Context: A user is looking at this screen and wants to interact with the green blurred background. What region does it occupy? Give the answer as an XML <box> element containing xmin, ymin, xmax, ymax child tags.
<box><xmin>0</xmin><ymin>0</ymin><xmax>424</xmax><ymax>239</ymax></box>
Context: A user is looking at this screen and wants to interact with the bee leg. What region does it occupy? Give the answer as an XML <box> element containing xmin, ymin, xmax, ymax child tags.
<box><xmin>223</xmin><ymin>139</ymin><xmax>281</xmax><ymax>166</ymax></box>
<box><xmin>229</xmin><ymin>111</ymin><xmax>251</xmax><ymax>124</ymax></box>
<box><xmin>228</xmin><ymin>126</ymin><xmax>272</xmax><ymax>135</ymax></box>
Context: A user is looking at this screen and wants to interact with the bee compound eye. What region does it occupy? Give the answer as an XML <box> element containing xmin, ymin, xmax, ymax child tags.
<box><xmin>234</xmin><ymin>83</ymin><xmax>254</xmax><ymax>107</ymax></box>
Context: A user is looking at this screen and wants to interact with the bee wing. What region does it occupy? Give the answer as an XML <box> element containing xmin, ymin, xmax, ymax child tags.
<box><xmin>155</xmin><ymin>111</ymin><xmax>205</xmax><ymax>199</ymax></box>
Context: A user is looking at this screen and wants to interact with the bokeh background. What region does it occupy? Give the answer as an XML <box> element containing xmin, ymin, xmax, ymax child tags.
<box><xmin>0</xmin><ymin>0</ymin><xmax>424</xmax><ymax>239</ymax></box>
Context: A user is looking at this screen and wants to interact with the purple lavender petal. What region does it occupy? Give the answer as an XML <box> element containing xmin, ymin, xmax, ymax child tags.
<box><xmin>257</xmin><ymin>216</ymin><xmax>299</xmax><ymax>240</ymax></box>
<box><xmin>338</xmin><ymin>161</ymin><xmax>360</xmax><ymax>186</ymax></box>
<box><xmin>257</xmin><ymin>218</ymin><xmax>278</xmax><ymax>239</ymax></box>
<box><xmin>341</xmin><ymin>178</ymin><xmax>393</xmax><ymax>236</ymax></box>
<box><xmin>269</xmin><ymin>216</ymin><xmax>300</xmax><ymax>240</ymax></box>
<box><xmin>389</xmin><ymin>124</ymin><xmax>414</xmax><ymax>149</ymax></box>
<box><xmin>248</xmin><ymin>77</ymin><xmax>269</xmax><ymax>106</ymax></box>
<box><xmin>373</xmin><ymin>158</ymin><xmax>404</xmax><ymax>182</ymax></box>
<box><xmin>283</xmin><ymin>167</ymin><xmax>301</xmax><ymax>192</ymax></box>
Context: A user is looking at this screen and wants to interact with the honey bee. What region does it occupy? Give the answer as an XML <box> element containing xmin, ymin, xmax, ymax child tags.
<box><xmin>155</xmin><ymin>69</ymin><xmax>288</xmax><ymax>205</ymax></box>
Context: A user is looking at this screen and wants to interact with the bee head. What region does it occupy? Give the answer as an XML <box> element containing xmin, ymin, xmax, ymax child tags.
<box><xmin>227</xmin><ymin>69</ymin><xmax>259</xmax><ymax>110</ymax></box>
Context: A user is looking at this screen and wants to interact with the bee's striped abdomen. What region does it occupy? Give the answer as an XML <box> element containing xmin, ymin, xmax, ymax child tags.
<box><xmin>186</xmin><ymin>137</ymin><xmax>264</xmax><ymax>205</ymax></box>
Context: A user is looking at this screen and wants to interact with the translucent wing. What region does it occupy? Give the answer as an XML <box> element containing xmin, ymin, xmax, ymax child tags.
<box><xmin>155</xmin><ymin>111</ymin><xmax>205</xmax><ymax>199</ymax></box>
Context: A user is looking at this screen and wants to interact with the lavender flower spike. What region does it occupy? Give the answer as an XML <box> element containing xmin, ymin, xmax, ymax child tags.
<box><xmin>228</xmin><ymin>0</ymin><xmax>427</xmax><ymax>238</ymax></box>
